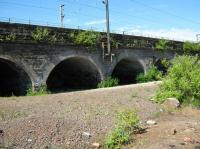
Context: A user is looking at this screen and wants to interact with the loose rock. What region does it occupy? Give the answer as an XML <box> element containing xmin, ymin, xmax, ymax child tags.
<box><xmin>82</xmin><ymin>132</ymin><xmax>91</xmax><ymax>139</ymax></box>
<box><xmin>146</xmin><ymin>120</ymin><xmax>157</xmax><ymax>125</ymax></box>
<box><xmin>171</xmin><ymin>128</ymin><xmax>177</xmax><ymax>135</ymax></box>
<box><xmin>92</xmin><ymin>142</ymin><xmax>100</xmax><ymax>148</ymax></box>
<box><xmin>184</xmin><ymin>137</ymin><xmax>194</xmax><ymax>144</ymax></box>
<box><xmin>163</xmin><ymin>98</ymin><xmax>180</xmax><ymax>109</ymax></box>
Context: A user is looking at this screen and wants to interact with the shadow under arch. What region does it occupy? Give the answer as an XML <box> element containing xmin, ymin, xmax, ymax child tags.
<box><xmin>154</xmin><ymin>58</ymin><xmax>169</xmax><ymax>74</ymax></box>
<box><xmin>0</xmin><ymin>58</ymin><xmax>32</xmax><ymax>96</ymax></box>
<box><xmin>46</xmin><ymin>56</ymin><xmax>102</xmax><ymax>93</ymax></box>
<box><xmin>111</xmin><ymin>58</ymin><xmax>145</xmax><ymax>85</ymax></box>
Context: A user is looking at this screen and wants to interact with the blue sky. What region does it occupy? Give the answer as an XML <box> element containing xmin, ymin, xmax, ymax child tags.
<box><xmin>0</xmin><ymin>0</ymin><xmax>200</xmax><ymax>41</ymax></box>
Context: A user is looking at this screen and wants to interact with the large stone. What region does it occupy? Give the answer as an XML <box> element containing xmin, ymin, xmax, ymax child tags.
<box><xmin>82</xmin><ymin>132</ymin><xmax>91</xmax><ymax>139</ymax></box>
<box><xmin>92</xmin><ymin>142</ymin><xmax>100</xmax><ymax>148</ymax></box>
<box><xmin>162</xmin><ymin>98</ymin><xmax>180</xmax><ymax>109</ymax></box>
<box><xmin>146</xmin><ymin>120</ymin><xmax>157</xmax><ymax>125</ymax></box>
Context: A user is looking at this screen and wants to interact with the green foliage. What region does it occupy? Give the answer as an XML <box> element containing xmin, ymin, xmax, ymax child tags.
<box><xmin>136</xmin><ymin>65</ymin><xmax>163</xmax><ymax>83</ymax></box>
<box><xmin>31</xmin><ymin>27</ymin><xmax>50</xmax><ymax>42</ymax></box>
<box><xmin>183</xmin><ymin>41</ymin><xmax>200</xmax><ymax>52</ymax></box>
<box><xmin>111</xmin><ymin>39</ymin><xmax>121</xmax><ymax>49</ymax></box>
<box><xmin>155</xmin><ymin>39</ymin><xmax>171</xmax><ymax>51</ymax></box>
<box><xmin>5</xmin><ymin>33</ymin><xmax>16</xmax><ymax>41</ymax></box>
<box><xmin>155</xmin><ymin>55</ymin><xmax>200</xmax><ymax>107</ymax></box>
<box><xmin>161</xmin><ymin>58</ymin><xmax>170</xmax><ymax>69</ymax></box>
<box><xmin>73</xmin><ymin>30</ymin><xmax>101</xmax><ymax>47</ymax></box>
<box><xmin>49</xmin><ymin>34</ymin><xmax>58</xmax><ymax>43</ymax></box>
<box><xmin>26</xmin><ymin>85</ymin><xmax>50</xmax><ymax>96</ymax></box>
<box><xmin>97</xmin><ymin>77</ymin><xmax>119</xmax><ymax>88</ymax></box>
<box><xmin>104</xmin><ymin>109</ymin><xmax>139</xmax><ymax>149</ymax></box>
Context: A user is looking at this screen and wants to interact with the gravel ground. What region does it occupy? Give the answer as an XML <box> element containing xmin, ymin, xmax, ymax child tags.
<box><xmin>0</xmin><ymin>81</ymin><xmax>199</xmax><ymax>149</ymax></box>
<box><xmin>0</xmin><ymin>82</ymin><xmax>161</xmax><ymax>148</ymax></box>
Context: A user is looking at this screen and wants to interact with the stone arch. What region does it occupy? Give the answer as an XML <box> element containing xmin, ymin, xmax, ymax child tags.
<box><xmin>111</xmin><ymin>57</ymin><xmax>145</xmax><ymax>85</ymax></box>
<box><xmin>46</xmin><ymin>56</ymin><xmax>103</xmax><ymax>93</ymax></box>
<box><xmin>0</xmin><ymin>57</ymin><xmax>32</xmax><ymax>96</ymax></box>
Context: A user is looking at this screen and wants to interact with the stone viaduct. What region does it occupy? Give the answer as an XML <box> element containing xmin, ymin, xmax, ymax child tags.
<box><xmin>0</xmin><ymin>22</ymin><xmax>183</xmax><ymax>96</ymax></box>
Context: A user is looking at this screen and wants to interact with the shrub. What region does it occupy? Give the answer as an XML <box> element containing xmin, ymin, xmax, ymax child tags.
<box><xmin>155</xmin><ymin>39</ymin><xmax>171</xmax><ymax>51</ymax></box>
<box><xmin>155</xmin><ymin>55</ymin><xmax>200</xmax><ymax>106</ymax></box>
<box><xmin>104</xmin><ymin>109</ymin><xmax>139</xmax><ymax>149</ymax></box>
<box><xmin>183</xmin><ymin>41</ymin><xmax>200</xmax><ymax>52</ymax></box>
<box><xmin>161</xmin><ymin>58</ymin><xmax>170</xmax><ymax>69</ymax></box>
<box><xmin>97</xmin><ymin>77</ymin><xmax>119</xmax><ymax>88</ymax></box>
<box><xmin>31</xmin><ymin>27</ymin><xmax>50</xmax><ymax>42</ymax></box>
<box><xmin>136</xmin><ymin>65</ymin><xmax>163</xmax><ymax>83</ymax></box>
<box><xmin>73</xmin><ymin>30</ymin><xmax>101</xmax><ymax>47</ymax></box>
<box><xmin>26</xmin><ymin>85</ymin><xmax>50</xmax><ymax>96</ymax></box>
<box><xmin>5</xmin><ymin>33</ymin><xmax>16</xmax><ymax>41</ymax></box>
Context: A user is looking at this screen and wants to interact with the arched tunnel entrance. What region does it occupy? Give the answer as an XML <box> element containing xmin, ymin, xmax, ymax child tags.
<box><xmin>46</xmin><ymin>57</ymin><xmax>102</xmax><ymax>93</ymax></box>
<box><xmin>0</xmin><ymin>58</ymin><xmax>32</xmax><ymax>96</ymax></box>
<box><xmin>112</xmin><ymin>59</ymin><xmax>144</xmax><ymax>85</ymax></box>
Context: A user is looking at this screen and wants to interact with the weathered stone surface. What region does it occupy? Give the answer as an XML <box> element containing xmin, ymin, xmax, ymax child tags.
<box><xmin>0</xmin><ymin>22</ymin><xmax>180</xmax><ymax>95</ymax></box>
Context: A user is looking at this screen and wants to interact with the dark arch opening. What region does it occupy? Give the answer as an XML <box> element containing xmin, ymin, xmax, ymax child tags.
<box><xmin>112</xmin><ymin>59</ymin><xmax>144</xmax><ymax>85</ymax></box>
<box><xmin>154</xmin><ymin>59</ymin><xmax>168</xmax><ymax>74</ymax></box>
<box><xmin>46</xmin><ymin>57</ymin><xmax>102</xmax><ymax>93</ymax></box>
<box><xmin>0</xmin><ymin>59</ymin><xmax>32</xmax><ymax>96</ymax></box>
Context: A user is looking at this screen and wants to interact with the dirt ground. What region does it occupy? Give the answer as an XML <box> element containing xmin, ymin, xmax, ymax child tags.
<box><xmin>0</xmin><ymin>81</ymin><xmax>200</xmax><ymax>149</ymax></box>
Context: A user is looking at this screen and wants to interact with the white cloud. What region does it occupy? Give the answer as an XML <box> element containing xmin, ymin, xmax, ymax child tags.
<box><xmin>137</xmin><ymin>28</ymin><xmax>199</xmax><ymax>41</ymax></box>
<box><xmin>85</xmin><ymin>19</ymin><xmax>106</xmax><ymax>26</ymax></box>
<box><xmin>116</xmin><ymin>26</ymin><xmax>199</xmax><ymax>41</ymax></box>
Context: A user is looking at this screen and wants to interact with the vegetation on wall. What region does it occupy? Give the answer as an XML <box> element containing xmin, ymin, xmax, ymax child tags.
<box><xmin>0</xmin><ymin>26</ymin><xmax>191</xmax><ymax>52</ymax></box>
<box><xmin>183</xmin><ymin>41</ymin><xmax>200</xmax><ymax>52</ymax></box>
<box><xmin>31</xmin><ymin>27</ymin><xmax>50</xmax><ymax>42</ymax></box>
<box><xmin>155</xmin><ymin>39</ymin><xmax>171</xmax><ymax>51</ymax></box>
<box><xmin>155</xmin><ymin>55</ymin><xmax>200</xmax><ymax>107</ymax></box>
<box><xmin>0</xmin><ymin>33</ymin><xmax>16</xmax><ymax>42</ymax></box>
<box><xmin>70</xmin><ymin>30</ymin><xmax>101</xmax><ymax>46</ymax></box>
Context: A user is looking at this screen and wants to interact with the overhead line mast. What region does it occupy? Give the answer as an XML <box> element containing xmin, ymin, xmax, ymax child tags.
<box><xmin>60</xmin><ymin>4</ymin><xmax>65</xmax><ymax>27</ymax></box>
<box><xmin>103</xmin><ymin>0</ymin><xmax>111</xmax><ymax>56</ymax></box>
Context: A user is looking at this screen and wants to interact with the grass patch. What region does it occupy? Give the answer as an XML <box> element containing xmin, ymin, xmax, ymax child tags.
<box><xmin>26</xmin><ymin>85</ymin><xmax>50</xmax><ymax>96</ymax></box>
<box><xmin>97</xmin><ymin>77</ymin><xmax>119</xmax><ymax>88</ymax></box>
<box><xmin>104</xmin><ymin>109</ymin><xmax>140</xmax><ymax>149</ymax></box>
<box><xmin>0</xmin><ymin>110</ymin><xmax>27</xmax><ymax>121</ymax></box>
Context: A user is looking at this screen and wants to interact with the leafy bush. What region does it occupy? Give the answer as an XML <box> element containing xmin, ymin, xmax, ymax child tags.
<box><xmin>31</xmin><ymin>27</ymin><xmax>50</xmax><ymax>42</ymax></box>
<box><xmin>136</xmin><ymin>65</ymin><xmax>163</xmax><ymax>83</ymax></box>
<box><xmin>155</xmin><ymin>39</ymin><xmax>171</xmax><ymax>51</ymax></box>
<box><xmin>26</xmin><ymin>85</ymin><xmax>50</xmax><ymax>96</ymax></box>
<box><xmin>161</xmin><ymin>58</ymin><xmax>170</xmax><ymax>69</ymax></box>
<box><xmin>156</xmin><ymin>55</ymin><xmax>200</xmax><ymax>106</ymax></box>
<box><xmin>104</xmin><ymin>109</ymin><xmax>139</xmax><ymax>149</ymax></box>
<box><xmin>97</xmin><ymin>77</ymin><xmax>119</xmax><ymax>88</ymax></box>
<box><xmin>183</xmin><ymin>41</ymin><xmax>200</xmax><ymax>52</ymax></box>
<box><xmin>5</xmin><ymin>33</ymin><xmax>16</xmax><ymax>41</ymax></box>
<box><xmin>73</xmin><ymin>30</ymin><xmax>101</xmax><ymax>47</ymax></box>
